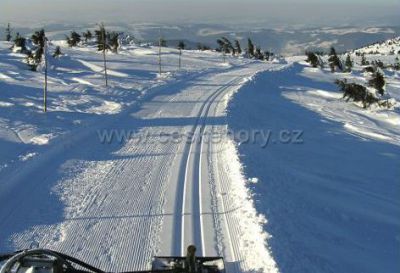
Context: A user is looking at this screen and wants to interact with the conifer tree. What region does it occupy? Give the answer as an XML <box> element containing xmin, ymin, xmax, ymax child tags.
<box><xmin>13</xmin><ymin>33</ymin><xmax>27</xmax><ymax>53</ymax></box>
<box><xmin>247</xmin><ymin>38</ymin><xmax>255</xmax><ymax>58</ymax></box>
<box><xmin>328</xmin><ymin>47</ymin><xmax>342</xmax><ymax>72</ymax></box>
<box><xmin>344</xmin><ymin>54</ymin><xmax>353</xmax><ymax>72</ymax></box>
<box><xmin>178</xmin><ymin>41</ymin><xmax>185</xmax><ymax>50</ymax></box>
<box><xmin>26</xmin><ymin>30</ymin><xmax>46</xmax><ymax>72</ymax></box>
<box><xmin>361</xmin><ymin>53</ymin><xmax>368</xmax><ymax>66</ymax></box>
<box><xmin>67</xmin><ymin>31</ymin><xmax>81</xmax><ymax>47</ymax></box>
<box><xmin>369</xmin><ymin>71</ymin><xmax>385</xmax><ymax>95</ymax></box>
<box><xmin>31</xmin><ymin>29</ymin><xmax>45</xmax><ymax>47</ymax></box>
<box><xmin>108</xmin><ymin>32</ymin><xmax>119</xmax><ymax>53</ymax></box>
<box><xmin>95</xmin><ymin>25</ymin><xmax>109</xmax><ymax>51</ymax></box>
<box><xmin>254</xmin><ymin>47</ymin><xmax>263</xmax><ymax>60</ymax></box>
<box><xmin>264</xmin><ymin>51</ymin><xmax>270</xmax><ymax>61</ymax></box>
<box><xmin>95</xmin><ymin>23</ymin><xmax>108</xmax><ymax>86</ymax></box>
<box><xmin>82</xmin><ymin>30</ymin><xmax>93</xmax><ymax>43</ymax></box>
<box><xmin>395</xmin><ymin>56</ymin><xmax>400</xmax><ymax>70</ymax></box>
<box><xmin>234</xmin><ymin>40</ymin><xmax>242</xmax><ymax>55</ymax></box>
<box><xmin>222</xmin><ymin>37</ymin><xmax>235</xmax><ymax>55</ymax></box>
<box><xmin>30</xmin><ymin>29</ymin><xmax>46</xmax><ymax>64</ymax></box>
<box><xmin>216</xmin><ymin>39</ymin><xmax>225</xmax><ymax>52</ymax></box>
<box><xmin>53</xmin><ymin>46</ymin><xmax>62</xmax><ymax>58</ymax></box>
<box><xmin>5</xmin><ymin>23</ymin><xmax>12</xmax><ymax>42</ymax></box>
<box><xmin>26</xmin><ymin>52</ymin><xmax>38</xmax><ymax>71</ymax></box>
<box><xmin>306</xmin><ymin>51</ymin><xmax>319</xmax><ymax>67</ymax></box>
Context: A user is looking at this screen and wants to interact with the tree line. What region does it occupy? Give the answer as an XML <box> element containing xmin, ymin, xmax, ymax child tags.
<box><xmin>216</xmin><ymin>37</ymin><xmax>273</xmax><ymax>61</ymax></box>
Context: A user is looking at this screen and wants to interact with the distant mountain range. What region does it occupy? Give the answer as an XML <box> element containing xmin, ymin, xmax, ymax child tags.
<box><xmin>1</xmin><ymin>23</ymin><xmax>399</xmax><ymax>56</ymax></box>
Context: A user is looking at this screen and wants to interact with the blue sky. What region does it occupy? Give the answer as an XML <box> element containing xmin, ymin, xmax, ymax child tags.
<box><xmin>1</xmin><ymin>0</ymin><xmax>399</xmax><ymax>26</ymax></box>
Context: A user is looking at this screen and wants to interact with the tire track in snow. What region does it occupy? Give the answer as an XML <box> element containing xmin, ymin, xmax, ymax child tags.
<box><xmin>181</xmin><ymin>77</ymin><xmax>241</xmax><ymax>256</ymax></box>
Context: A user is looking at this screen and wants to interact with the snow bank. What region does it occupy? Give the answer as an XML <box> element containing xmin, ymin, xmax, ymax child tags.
<box><xmin>227</xmin><ymin>64</ymin><xmax>400</xmax><ymax>273</ymax></box>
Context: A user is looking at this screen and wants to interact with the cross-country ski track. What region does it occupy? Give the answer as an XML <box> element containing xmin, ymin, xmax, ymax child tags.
<box><xmin>0</xmin><ymin>64</ymin><xmax>281</xmax><ymax>273</ymax></box>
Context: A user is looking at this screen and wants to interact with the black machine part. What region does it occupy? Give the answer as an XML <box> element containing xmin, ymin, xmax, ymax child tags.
<box><xmin>0</xmin><ymin>249</ymin><xmax>225</xmax><ymax>273</ymax></box>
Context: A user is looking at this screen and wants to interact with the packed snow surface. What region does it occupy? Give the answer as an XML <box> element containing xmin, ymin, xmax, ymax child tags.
<box><xmin>0</xmin><ymin>36</ymin><xmax>399</xmax><ymax>273</ymax></box>
<box><xmin>0</xmin><ymin>40</ymin><xmax>279</xmax><ymax>273</ymax></box>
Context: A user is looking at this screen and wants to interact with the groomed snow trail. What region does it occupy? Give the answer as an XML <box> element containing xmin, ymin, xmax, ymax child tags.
<box><xmin>0</xmin><ymin>64</ymin><xmax>280</xmax><ymax>273</ymax></box>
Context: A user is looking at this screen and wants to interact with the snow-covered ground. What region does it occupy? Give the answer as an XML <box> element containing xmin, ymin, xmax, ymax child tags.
<box><xmin>0</xmin><ymin>34</ymin><xmax>399</xmax><ymax>273</ymax></box>
<box><xmin>227</xmin><ymin>41</ymin><xmax>400</xmax><ymax>273</ymax></box>
<box><xmin>0</xmin><ymin>40</ymin><xmax>279</xmax><ymax>272</ymax></box>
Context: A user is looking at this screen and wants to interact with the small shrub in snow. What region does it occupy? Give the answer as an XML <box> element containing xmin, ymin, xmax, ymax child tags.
<box><xmin>394</xmin><ymin>57</ymin><xmax>400</xmax><ymax>70</ymax></box>
<box><xmin>361</xmin><ymin>53</ymin><xmax>369</xmax><ymax>66</ymax></box>
<box><xmin>26</xmin><ymin>51</ymin><xmax>41</xmax><ymax>71</ymax></box>
<box><xmin>13</xmin><ymin>33</ymin><xmax>27</xmax><ymax>53</ymax></box>
<box><xmin>197</xmin><ymin>43</ymin><xmax>211</xmax><ymax>51</ymax></box>
<box><xmin>264</xmin><ymin>51</ymin><xmax>273</xmax><ymax>61</ymax></box>
<box><xmin>108</xmin><ymin>32</ymin><xmax>120</xmax><ymax>53</ymax></box>
<box><xmin>82</xmin><ymin>30</ymin><xmax>93</xmax><ymax>43</ymax></box>
<box><xmin>336</xmin><ymin>79</ymin><xmax>378</xmax><ymax>109</ymax></box>
<box><xmin>66</xmin><ymin>31</ymin><xmax>81</xmax><ymax>47</ymax></box>
<box><xmin>177</xmin><ymin>41</ymin><xmax>185</xmax><ymax>50</ymax></box>
<box><xmin>344</xmin><ymin>54</ymin><xmax>353</xmax><ymax>72</ymax></box>
<box><xmin>363</xmin><ymin>66</ymin><xmax>376</xmax><ymax>73</ymax></box>
<box><xmin>254</xmin><ymin>47</ymin><xmax>264</xmax><ymax>60</ymax></box>
<box><xmin>53</xmin><ymin>46</ymin><xmax>62</xmax><ymax>58</ymax></box>
<box><xmin>371</xmin><ymin>60</ymin><xmax>384</xmax><ymax>69</ymax></box>
<box><xmin>368</xmin><ymin>71</ymin><xmax>385</xmax><ymax>96</ymax></box>
<box><xmin>305</xmin><ymin>51</ymin><xmax>320</xmax><ymax>68</ymax></box>
<box><xmin>328</xmin><ymin>47</ymin><xmax>343</xmax><ymax>72</ymax></box>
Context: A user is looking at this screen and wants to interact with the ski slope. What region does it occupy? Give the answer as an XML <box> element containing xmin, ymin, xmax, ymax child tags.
<box><xmin>0</xmin><ymin>41</ymin><xmax>279</xmax><ymax>273</ymax></box>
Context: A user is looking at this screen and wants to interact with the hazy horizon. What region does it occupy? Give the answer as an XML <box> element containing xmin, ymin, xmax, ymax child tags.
<box><xmin>1</xmin><ymin>0</ymin><xmax>399</xmax><ymax>27</ymax></box>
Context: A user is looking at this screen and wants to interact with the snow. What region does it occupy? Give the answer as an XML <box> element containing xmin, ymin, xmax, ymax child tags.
<box><xmin>0</xmin><ymin>39</ymin><xmax>278</xmax><ymax>273</ymax></box>
<box><xmin>0</xmin><ymin>33</ymin><xmax>399</xmax><ymax>273</ymax></box>
<box><xmin>226</xmin><ymin>41</ymin><xmax>399</xmax><ymax>273</ymax></box>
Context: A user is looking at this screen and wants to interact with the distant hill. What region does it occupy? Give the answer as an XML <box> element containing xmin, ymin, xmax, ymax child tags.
<box><xmin>1</xmin><ymin>23</ymin><xmax>399</xmax><ymax>55</ymax></box>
